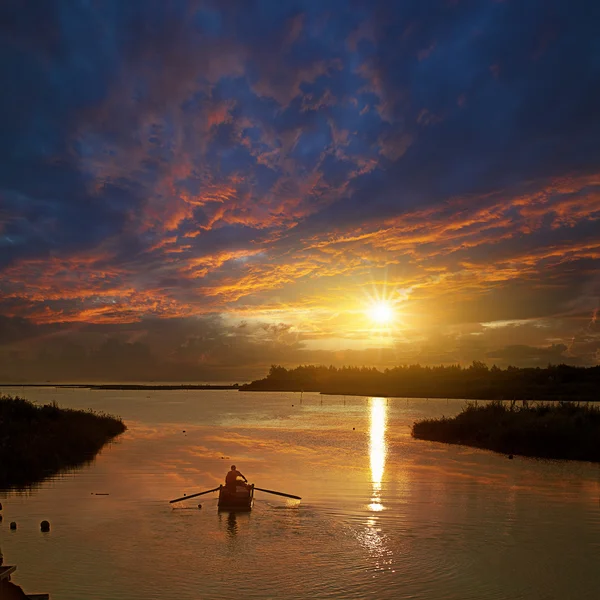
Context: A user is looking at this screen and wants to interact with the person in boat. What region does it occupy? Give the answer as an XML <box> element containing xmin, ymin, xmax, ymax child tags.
<box><xmin>225</xmin><ymin>465</ymin><xmax>248</xmax><ymax>491</ymax></box>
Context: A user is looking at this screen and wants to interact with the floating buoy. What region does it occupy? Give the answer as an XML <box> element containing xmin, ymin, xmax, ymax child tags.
<box><xmin>292</xmin><ymin>404</ymin><xmax>294</xmax><ymax>407</ymax></box>
<box><xmin>9</xmin><ymin>522</ymin><xmax>17</xmax><ymax>530</ymax></box>
<box><xmin>197</xmin><ymin>504</ymin><xmax>202</xmax><ymax>509</ymax></box>
<box><xmin>182</xmin><ymin>430</ymin><xmax>186</xmax><ymax>433</ymax></box>
<box><xmin>40</xmin><ymin>520</ymin><xmax>50</xmax><ymax>532</ymax></box>
<box><xmin>508</xmin><ymin>454</ymin><xmax>514</xmax><ymax>460</ymax></box>
<box><xmin>352</xmin><ymin>427</ymin><xmax>355</xmax><ymax>430</ymax></box>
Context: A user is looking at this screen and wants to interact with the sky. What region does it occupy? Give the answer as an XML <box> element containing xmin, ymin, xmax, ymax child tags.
<box><xmin>1</xmin><ymin>0</ymin><xmax>599</xmax><ymax>382</ymax></box>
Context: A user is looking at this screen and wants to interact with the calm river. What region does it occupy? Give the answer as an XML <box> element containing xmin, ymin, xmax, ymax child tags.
<box><xmin>1</xmin><ymin>388</ymin><xmax>599</xmax><ymax>599</ymax></box>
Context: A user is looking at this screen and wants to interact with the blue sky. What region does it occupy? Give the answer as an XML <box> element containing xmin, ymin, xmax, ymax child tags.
<box><xmin>1</xmin><ymin>0</ymin><xmax>599</xmax><ymax>380</ymax></box>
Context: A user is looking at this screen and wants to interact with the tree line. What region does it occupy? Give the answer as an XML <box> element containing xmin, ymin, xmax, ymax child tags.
<box><xmin>239</xmin><ymin>362</ymin><xmax>600</xmax><ymax>401</ymax></box>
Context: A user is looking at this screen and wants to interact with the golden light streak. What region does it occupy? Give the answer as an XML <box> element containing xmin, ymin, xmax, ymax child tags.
<box><xmin>368</xmin><ymin>397</ymin><xmax>387</xmax><ymax>511</ymax></box>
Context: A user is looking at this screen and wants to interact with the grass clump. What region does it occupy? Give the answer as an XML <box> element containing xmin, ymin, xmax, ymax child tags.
<box><xmin>412</xmin><ymin>400</ymin><xmax>600</xmax><ymax>462</ymax></box>
<box><xmin>0</xmin><ymin>395</ymin><xmax>126</xmax><ymax>489</ymax></box>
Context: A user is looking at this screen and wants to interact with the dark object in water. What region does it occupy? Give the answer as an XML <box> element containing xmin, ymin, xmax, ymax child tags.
<box><xmin>9</xmin><ymin>522</ymin><xmax>16</xmax><ymax>530</ymax></box>
<box><xmin>40</xmin><ymin>521</ymin><xmax>50</xmax><ymax>532</ymax></box>
<box><xmin>197</xmin><ymin>504</ymin><xmax>202</xmax><ymax>509</ymax></box>
<box><xmin>508</xmin><ymin>454</ymin><xmax>514</xmax><ymax>460</ymax></box>
<box><xmin>218</xmin><ymin>484</ymin><xmax>254</xmax><ymax>512</ymax></box>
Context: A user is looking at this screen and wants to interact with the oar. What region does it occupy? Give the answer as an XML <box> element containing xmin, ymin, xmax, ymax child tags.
<box><xmin>169</xmin><ymin>486</ymin><xmax>220</xmax><ymax>504</ymax></box>
<box><xmin>254</xmin><ymin>487</ymin><xmax>301</xmax><ymax>500</ymax></box>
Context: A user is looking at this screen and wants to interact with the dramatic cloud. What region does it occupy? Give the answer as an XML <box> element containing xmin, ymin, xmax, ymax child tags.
<box><xmin>1</xmin><ymin>0</ymin><xmax>599</xmax><ymax>380</ymax></box>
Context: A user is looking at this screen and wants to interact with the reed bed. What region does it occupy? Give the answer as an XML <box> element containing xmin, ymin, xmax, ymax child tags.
<box><xmin>0</xmin><ymin>395</ymin><xmax>126</xmax><ymax>488</ymax></box>
<box><xmin>412</xmin><ymin>400</ymin><xmax>600</xmax><ymax>462</ymax></box>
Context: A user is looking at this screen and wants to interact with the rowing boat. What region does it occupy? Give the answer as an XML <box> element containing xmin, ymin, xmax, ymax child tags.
<box><xmin>169</xmin><ymin>483</ymin><xmax>300</xmax><ymax>508</ymax></box>
<box><xmin>217</xmin><ymin>483</ymin><xmax>254</xmax><ymax>511</ymax></box>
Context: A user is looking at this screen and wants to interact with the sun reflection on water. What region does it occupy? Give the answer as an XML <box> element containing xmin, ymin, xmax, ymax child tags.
<box><xmin>360</xmin><ymin>397</ymin><xmax>393</xmax><ymax>570</ymax></box>
<box><xmin>369</xmin><ymin>397</ymin><xmax>387</xmax><ymax>512</ymax></box>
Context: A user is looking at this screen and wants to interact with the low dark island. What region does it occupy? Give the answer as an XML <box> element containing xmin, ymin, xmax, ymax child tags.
<box><xmin>412</xmin><ymin>400</ymin><xmax>600</xmax><ymax>462</ymax></box>
<box><xmin>0</xmin><ymin>395</ymin><xmax>126</xmax><ymax>489</ymax></box>
<box><xmin>240</xmin><ymin>363</ymin><xmax>600</xmax><ymax>402</ymax></box>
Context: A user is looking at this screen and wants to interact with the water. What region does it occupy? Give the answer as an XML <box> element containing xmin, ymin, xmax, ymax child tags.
<box><xmin>1</xmin><ymin>388</ymin><xmax>599</xmax><ymax>599</ymax></box>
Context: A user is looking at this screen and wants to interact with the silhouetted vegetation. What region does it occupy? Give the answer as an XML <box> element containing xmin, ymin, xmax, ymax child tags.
<box><xmin>0</xmin><ymin>395</ymin><xmax>126</xmax><ymax>489</ymax></box>
<box><xmin>239</xmin><ymin>363</ymin><xmax>600</xmax><ymax>401</ymax></box>
<box><xmin>412</xmin><ymin>400</ymin><xmax>600</xmax><ymax>462</ymax></box>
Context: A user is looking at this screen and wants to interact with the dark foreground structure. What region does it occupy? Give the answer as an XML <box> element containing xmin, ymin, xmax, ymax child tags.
<box><xmin>412</xmin><ymin>401</ymin><xmax>600</xmax><ymax>462</ymax></box>
<box><xmin>0</xmin><ymin>395</ymin><xmax>126</xmax><ymax>489</ymax></box>
<box><xmin>1</xmin><ymin>564</ymin><xmax>49</xmax><ymax>599</ymax></box>
<box><xmin>240</xmin><ymin>363</ymin><xmax>600</xmax><ymax>402</ymax></box>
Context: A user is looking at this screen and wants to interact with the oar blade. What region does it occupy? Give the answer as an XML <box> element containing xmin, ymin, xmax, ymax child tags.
<box><xmin>254</xmin><ymin>487</ymin><xmax>301</xmax><ymax>500</ymax></box>
<box><xmin>169</xmin><ymin>486</ymin><xmax>220</xmax><ymax>504</ymax></box>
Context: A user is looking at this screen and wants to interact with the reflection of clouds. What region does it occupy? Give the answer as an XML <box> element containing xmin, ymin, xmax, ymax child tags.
<box><xmin>204</xmin><ymin>431</ymin><xmax>324</xmax><ymax>458</ymax></box>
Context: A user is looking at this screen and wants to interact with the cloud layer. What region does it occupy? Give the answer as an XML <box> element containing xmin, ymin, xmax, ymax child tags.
<box><xmin>1</xmin><ymin>0</ymin><xmax>599</xmax><ymax>379</ymax></box>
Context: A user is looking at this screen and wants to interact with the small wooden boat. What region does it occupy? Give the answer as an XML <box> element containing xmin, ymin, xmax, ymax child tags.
<box><xmin>217</xmin><ymin>483</ymin><xmax>254</xmax><ymax>511</ymax></box>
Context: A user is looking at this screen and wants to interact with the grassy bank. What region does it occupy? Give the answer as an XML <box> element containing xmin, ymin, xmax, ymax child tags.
<box><xmin>412</xmin><ymin>400</ymin><xmax>600</xmax><ymax>462</ymax></box>
<box><xmin>0</xmin><ymin>395</ymin><xmax>126</xmax><ymax>489</ymax></box>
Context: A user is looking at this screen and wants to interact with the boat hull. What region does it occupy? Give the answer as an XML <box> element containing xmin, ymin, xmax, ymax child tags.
<box><xmin>217</xmin><ymin>483</ymin><xmax>254</xmax><ymax>511</ymax></box>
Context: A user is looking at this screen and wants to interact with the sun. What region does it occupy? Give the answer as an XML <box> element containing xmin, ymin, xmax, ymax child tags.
<box><xmin>368</xmin><ymin>301</ymin><xmax>394</xmax><ymax>325</ymax></box>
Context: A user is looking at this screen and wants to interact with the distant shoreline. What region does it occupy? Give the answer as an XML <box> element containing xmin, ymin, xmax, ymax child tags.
<box><xmin>0</xmin><ymin>383</ymin><xmax>240</xmax><ymax>391</ymax></box>
<box><xmin>238</xmin><ymin>363</ymin><xmax>600</xmax><ymax>402</ymax></box>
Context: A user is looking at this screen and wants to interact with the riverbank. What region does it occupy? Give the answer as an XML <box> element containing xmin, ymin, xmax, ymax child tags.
<box><xmin>0</xmin><ymin>395</ymin><xmax>126</xmax><ymax>489</ymax></box>
<box><xmin>412</xmin><ymin>400</ymin><xmax>600</xmax><ymax>462</ymax></box>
